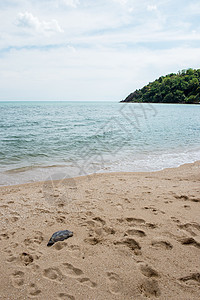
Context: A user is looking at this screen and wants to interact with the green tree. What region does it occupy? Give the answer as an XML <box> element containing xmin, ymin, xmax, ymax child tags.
<box><xmin>121</xmin><ymin>68</ymin><xmax>200</xmax><ymax>104</ymax></box>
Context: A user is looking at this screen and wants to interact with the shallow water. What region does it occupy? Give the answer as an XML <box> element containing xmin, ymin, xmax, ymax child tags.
<box><xmin>0</xmin><ymin>101</ymin><xmax>200</xmax><ymax>185</ymax></box>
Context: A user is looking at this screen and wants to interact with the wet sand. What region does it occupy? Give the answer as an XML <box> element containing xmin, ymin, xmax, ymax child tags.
<box><xmin>0</xmin><ymin>161</ymin><xmax>200</xmax><ymax>299</ymax></box>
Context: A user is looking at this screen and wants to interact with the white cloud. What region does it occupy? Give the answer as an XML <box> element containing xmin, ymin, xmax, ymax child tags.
<box><xmin>16</xmin><ymin>12</ymin><xmax>64</xmax><ymax>34</ymax></box>
<box><xmin>44</xmin><ymin>46</ymin><xmax>195</xmax><ymax>94</ymax></box>
<box><xmin>1</xmin><ymin>44</ymin><xmax>200</xmax><ymax>101</ymax></box>
<box><xmin>61</xmin><ymin>0</ymin><xmax>80</xmax><ymax>8</ymax></box>
<box><xmin>113</xmin><ymin>0</ymin><xmax>128</xmax><ymax>5</ymax></box>
<box><xmin>147</xmin><ymin>5</ymin><xmax>157</xmax><ymax>11</ymax></box>
<box><xmin>1</xmin><ymin>0</ymin><xmax>200</xmax><ymax>100</ymax></box>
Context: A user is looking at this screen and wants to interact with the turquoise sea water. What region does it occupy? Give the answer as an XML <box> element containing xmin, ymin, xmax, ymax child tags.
<box><xmin>0</xmin><ymin>101</ymin><xmax>200</xmax><ymax>185</ymax></box>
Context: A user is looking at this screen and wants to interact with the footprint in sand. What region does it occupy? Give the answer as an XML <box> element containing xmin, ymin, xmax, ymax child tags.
<box><xmin>67</xmin><ymin>244</ymin><xmax>83</xmax><ymax>258</ymax></box>
<box><xmin>54</xmin><ymin>242</ymin><xmax>68</xmax><ymax>251</ymax></box>
<box><xmin>77</xmin><ymin>277</ymin><xmax>97</xmax><ymax>288</ymax></box>
<box><xmin>140</xmin><ymin>278</ymin><xmax>161</xmax><ymax>297</ymax></box>
<box><xmin>30</xmin><ymin>263</ymin><xmax>40</xmax><ymax>273</ymax></box>
<box><xmin>57</xmin><ymin>293</ymin><xmax>75</xmax><ymax>300</ymax></box>
<box><xmin>43</xmin><ymin>267</ymin><xmax>63</xmax><ymax>282</ymax></box>
<box><xmin>81</xmin><ymin>220</ymin><xmax>95</xmax><ymax>227</ymax></box>
<box><xmin>139</xmin><ymin>263</ymin><xmax>159</xmax><ymax>278</ymax></box>
<box><xmin>6</xmin><ymin>249</ymin><xmax>36</xmax><ymax>265</ymax></box>
<box><xmin>114</xmin><ymin>238</ymin><xmax>141</xmax><ymax>255</ymax></box>
<box><xmin>20</xmin><ymin>252</ymin><xmax>34</xmax><ymax>266</ymax></box>
<box><xmin>10</xmin><ymin>216</ymin><xmax>19</xmax><ymax>222</ymax></box>
<box><xmin>145</xmin><ymin>223</ymin><xmax>157</xmax><ymax>229</ymax></box>
<box><xmin>92</xmin><ymin>216</ymin><xmax>106</xmax><ymax>226</ymax></box>
<box><xmin>106</xmin><ymin>272</ymin><xmax>122</xmax><ymax>295</ymax></box>
<box><xmin>123</xmin><ymin>238</ymin><xmax>141</xmax><ymax>250</ymax></box>
<box><xmin>24</xmin><ymin>231</ymin><xmax>44</xmax><ymax>246</ymax></box>
<box><xmin>55</xmin><ymin>216</ymin><xmax>66</xmax><ymax>223</ymax></box>
<box><xmin>126</xmin><ymin>229</ymin><xmax>146</xmax><ymax>237</ymax></box>
<box><xmin>10</xmin><ymin>242</ymin><xmax>19</xmax><ymax>249</ymax></box>
<box><xmin>180</xmin><ymin>237</ymin><xmax>200</xmax><ymax>248</ymax></box>
<box><xmin>125</xmin><ymin>217</ymin><xmax>145</xmax><ymax>224</ymax></box>
<box><xmin>116</xmin><ymin>217</ymin><xmax>146</xmax><ymax>227</ymax></box>
<box><xmin>151</xmin><ymin>239</ymin><xmax>173</xmax><ymax>250</ymax></box>
<box><xmin>61</xmin><ymin>262</ymin><xmax>97</xmax><ymax>288</ymax></box>
<box><xmin>84</xmin><ymin>237</ymin><xmax>102</xmax><ymax>245</ymax></box>
<box><xmin>84</xmin><ymin>216</ymin><xmax>115</xmax><ymax>242</ymax></box>
<box><xmin>11</xmin><ymin>270</ymin><xmax>25</xmax><ymax>288</ymax></box>
<box><xmin>179</xmin><ymin>273</ymin><xmax>200</xmax><ymax>284</ymax></box>
<box><xmin>178</xmin><ymin>222</ymin><xmax>200</xmax><ymax>237</ymax></box>
<box><xmin>6</xmin><ymin>249</ymin><xmax>17</xmax><ymax>263</ymax></box>
<box><xmin>103</xmin><ymin>226</ymin><xmax>115</xmax><ymax>235</ymax></box>
<box><xmin>171</xmin><ymin>217</ymin><xmax>180</xmax><ymax>224</ymax></box>
<box><xmin>28</xmin><ymin>283</ymin><xmax>41</xmax><ymax>297</ymax></box>
<box><xmin>83</xmin><ymin>217</ymin><xmax>106</xmax><ymax>245</ymax></box>
<box><xmin>0</xmin><ymin>232</ymin><xmax>10</xmax><ymax>240</ymax></box>
<box><xmin>61</xmin><ymin>262</ymin><xmax>83</xmax><ymax>278</ymax></box>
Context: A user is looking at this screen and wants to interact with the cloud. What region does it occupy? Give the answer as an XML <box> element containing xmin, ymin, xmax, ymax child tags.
<box><xmin>147</xmin><ymin>5</ymin><xmax>157</xmax><ymax>11</ymax></box>
<box><xmin>61</xmin><ymin>0</ymin><xmax>80</xmax><ymax>8</ymax></box>
<box><xmin>1</xmin><ymin>44</ymin><xmax>200</xmax><ymax>101</ymax></box>
<box><xmin>113</xmin><ymin>0</ymin><xmax>128</xmax><ymax>5</ymax></box>
<box><xmin>16</xmin><ymin>12</ymin><xmax>64</xmax><ymax>34</ymax></box>
<box><xmin>1</xmin><ymin>0</ymin><xmax>200</xmax><ymax>100</ymax></box>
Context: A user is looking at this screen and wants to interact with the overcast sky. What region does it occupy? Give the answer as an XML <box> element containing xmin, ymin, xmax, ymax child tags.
<box><xmin>0</xmin><ymin>0</ymin><xmax>200</xmax><ymax>101</ymax></box>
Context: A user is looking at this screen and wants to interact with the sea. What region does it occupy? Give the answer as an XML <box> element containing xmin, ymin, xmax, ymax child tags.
<box><xmin>0</xmin><ymin>101</ymin><xmax>200</xmax><ymax>186</ymax></box>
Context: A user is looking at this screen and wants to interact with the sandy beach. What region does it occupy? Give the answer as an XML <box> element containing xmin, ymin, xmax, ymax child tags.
<box><xmin>0</xmin><ymin>161</ymin><xmax>200</xmax><ymax>299</ymax></box>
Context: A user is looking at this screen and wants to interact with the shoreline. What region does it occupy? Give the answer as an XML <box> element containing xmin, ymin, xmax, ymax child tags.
<box><xmin>1</xmin><ymin>158</ymin><xmax>200</xmax><ymax>188</ymax></box>
<box><xmin>0</xmin><ymin>160</ymin><xmax>200</xmax><ymax>299</ymax></box>
<box><xmin>120</xmin><ymin>101</ymin><xmax>200</xmax><ymax>104</ymax></box>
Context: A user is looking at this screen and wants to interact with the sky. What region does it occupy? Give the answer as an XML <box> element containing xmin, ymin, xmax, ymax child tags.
<box><xmin>0</xmin><ymin>0</ymin><xmax>200</xmax><ymax>101</ymax></box>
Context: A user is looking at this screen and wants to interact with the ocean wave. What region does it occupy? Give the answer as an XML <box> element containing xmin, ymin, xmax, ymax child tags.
<box><xmin>0</xmin><ymin>101</ymin><xmax>200</xmax><ymax>185</ymax></box>
<box><xmin>4</xmin><ymin>164</ymin><xmax>67</xmax><ymax>174</ymax></box>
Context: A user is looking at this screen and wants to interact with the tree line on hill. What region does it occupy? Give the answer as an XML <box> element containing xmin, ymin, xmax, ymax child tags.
<box><xmin>121</xmin><ymin>68</ymin><xmax>200</xmax><ymax>104</ymax></box>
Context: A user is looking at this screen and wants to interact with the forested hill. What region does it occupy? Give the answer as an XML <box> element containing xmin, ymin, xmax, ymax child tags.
<box><xmin>121</xmin><ymin>68</ymin><xmax>200</xmax><ymax>104</ymax></box>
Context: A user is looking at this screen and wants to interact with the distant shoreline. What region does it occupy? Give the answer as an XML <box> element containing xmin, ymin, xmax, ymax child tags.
<box><xmin>120</xmin><ymin>101</ymin><xmax>200</xmax><ymax>104</ymax></box>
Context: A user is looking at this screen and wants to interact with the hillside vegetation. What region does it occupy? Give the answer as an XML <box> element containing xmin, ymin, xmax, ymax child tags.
<box><xmin>121</xmin><ymin>68</ymin><xmax>200</xmax><ymax>104</ymax></box>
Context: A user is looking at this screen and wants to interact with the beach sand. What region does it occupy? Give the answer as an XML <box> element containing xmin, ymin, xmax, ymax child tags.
<box><xmin>0</xmin><ymin>161</ymin><xmax>200</xmax><ymax>299</ymax></box>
